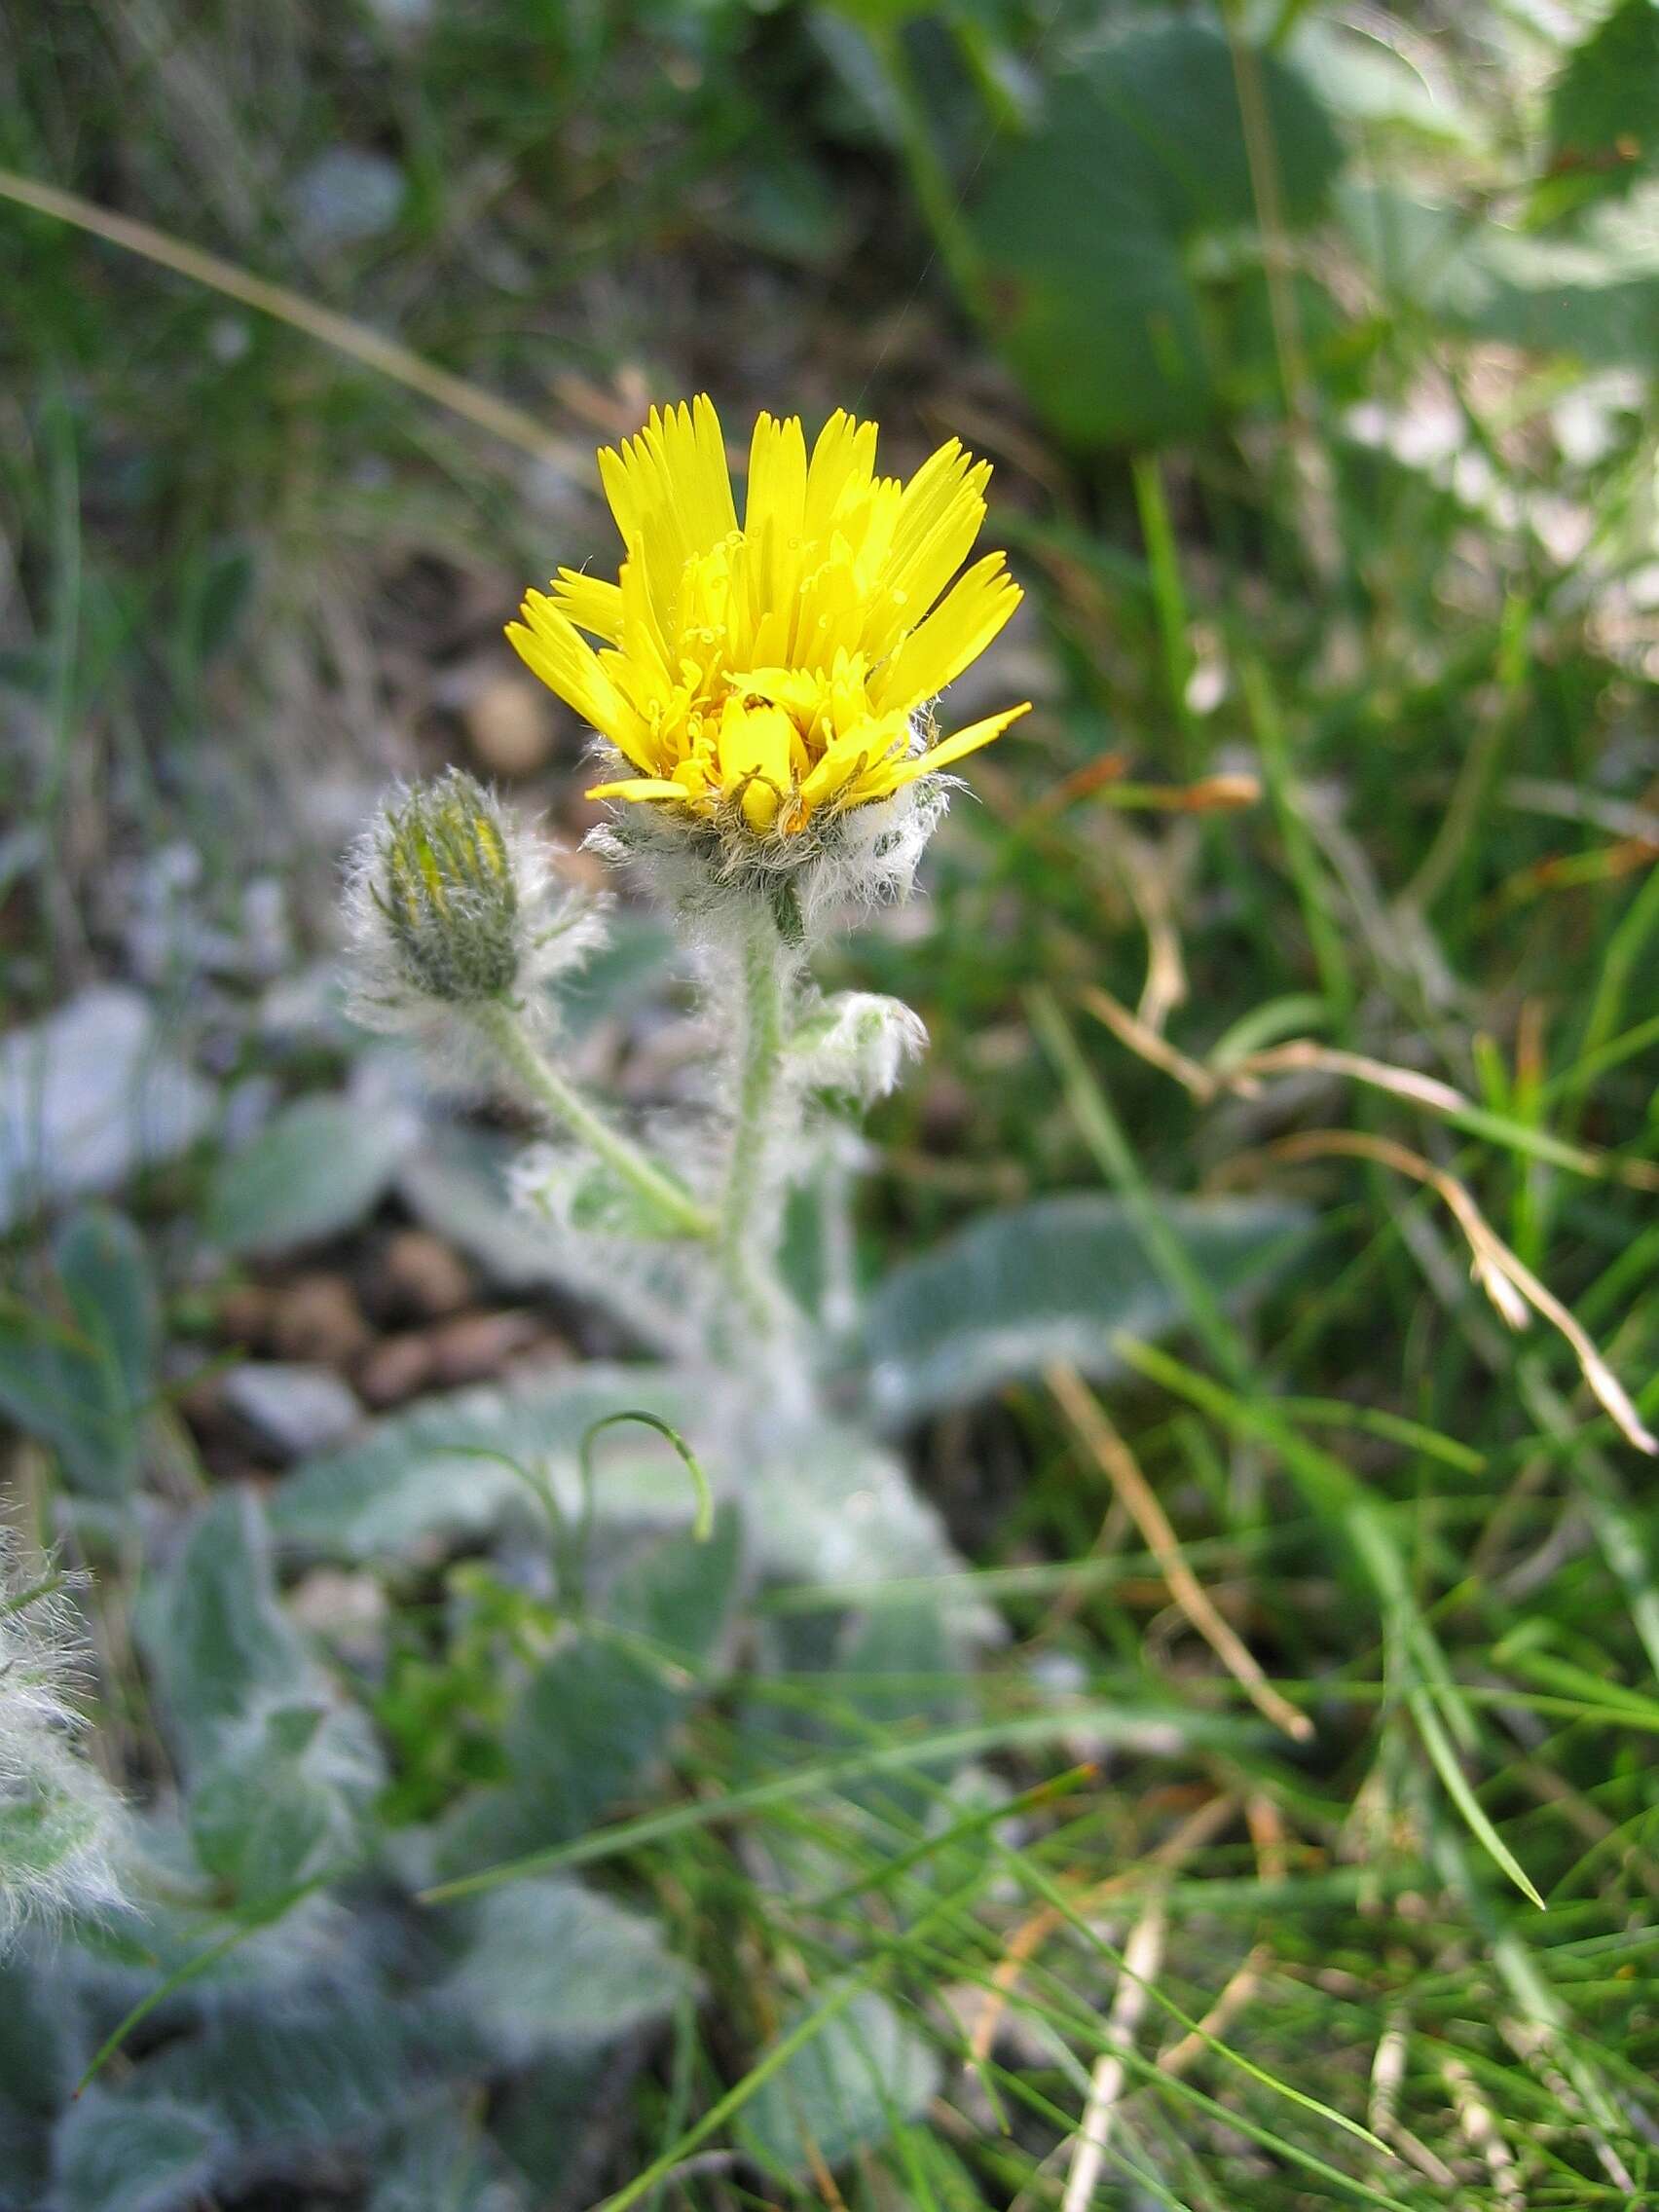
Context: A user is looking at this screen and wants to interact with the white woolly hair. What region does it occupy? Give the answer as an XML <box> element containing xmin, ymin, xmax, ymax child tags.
<box><xmin>341</xmin><ymin>777</ymin><xmax>611</xmax><ymax>1069</ymax></box>
<box><xmin>0</xmin><ymin>1534</ymin><xmax>129</xmax><ymax>1943</ymax></box>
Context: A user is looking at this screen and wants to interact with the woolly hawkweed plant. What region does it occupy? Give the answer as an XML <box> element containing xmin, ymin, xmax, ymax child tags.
<box><xmin>347</xmin><ymin>398</ymin><xmax>1028</xmax><ymax>1451</ymax></box>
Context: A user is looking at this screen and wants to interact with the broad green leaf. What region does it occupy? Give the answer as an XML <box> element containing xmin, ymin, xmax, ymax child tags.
<box><xmin>138</xmin><ymin>1992</ymin><xmax>425</xmax><ymax>2162</ymax></box>
<box><xmin>188</xmin><ymin>1700</ymin><xmax>382</xmax><ymax>1905</ymax></box>
<box><xmin>55</xmin><ymin>1208</ymin><xmax>159</xmax><ymax>1415</ymax></box>
<box><xmin>0</xmin><ymin>1951</ymin><xmax>77</xmax><ymax>2199</ymax></box>
<box><xmin>436</xmin><ymin>1505</ymin><xmax>740</xmax><ymax>1877</ymax></box>
<box><xmin>206</xmin><ymin>1093</ymin><xmax>414</xmax><ymax>1258</ymax></box>
<box><xmin>741</xmin><ymin>1990</ymin><xmax>940</xmax><ymax>2179</ymax></box>
<box><xmin>0</xmin><ymin>1208</ymin><xmax>159</xmax><ymax>1496</ymax></box>
<box><xmin>368</xmin><ymin>2110</ymin><xmax>531</xmax><ymax>2212</ymax></box>
<box><xmin>855</xmin><ymin>1192</ymin><xmax>1310</xmax><ymax>1427</ymax></box>
<box><xmin>746</xmin><ymin>1423</ymin><xmax>998</xmax><ymax>1636</ymax></box>
<box><xmin>1543</xmin><ymin>0</ymin><xmax>1659</xmax><ymax>217</ymax></box>
<box><xmin>271</xmin><ymin>1364</ymin><xmax>697</xmax><ymax>1561</ymax></box>
<box><xmin>52</xmin><ymin>2093</ymin><xmax>226</xmax><ymax>2212</ymax></box>
<box><xmin>966</xmin><ymin>16</ymin><xmax>1343</xmax><ymax>445</ymax></box>
<box><xmin>1340</xmin><ymin>180</ymin><xmax>1659</xmax><ymax>369</ymax></box>
<box><xmin>0</xmin><ymin>1308</ymin><xmax>134</xmax><ymax>1498</ymax></box>
<box><xmin>1288</xmin><ymin>17</ymin><xmax>1479</xmax><ymax>146</ymax></box>
<box><xmin>446</xmin><ymin>1878</ymin><xmax>697</xmax><ymax>2061</ymax></box>
<box><xmin>139</xmin><ymin>1488</ymin><xmax>309</xmax><ymax>1769</ymax></box>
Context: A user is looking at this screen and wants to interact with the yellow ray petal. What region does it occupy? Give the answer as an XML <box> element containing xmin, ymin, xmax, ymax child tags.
<box><xmin>881</xmin><ymin>701</ymin><xmax>1031</xmax><ymax>792</ymax></box>
<box><xmin>550</xmin><ymin>568</ymin><xmax>625</xmax><ymax>644</ymax></box>
<box><xmin>508</xmin><ymin>594</ymin><xmax>644</xmax><ymax>760</ymax></box>
<box><xmin>803</xmin><ymin>410</ymin><xmax>878</xmax><ymax>547</ymax></box>
<box><xmin>585</xmin><ymin>776</ymin><xmax>689</xmax><ymax>802</ymax></box>
<box><xmin>745</xmin><ymin>412</ymin><xmax>807</xmax><ymax>539</ymax></box>
<box><xmin>870</xmin><ymin>553</ymin><xmax>1021</xmax><ymax>716</ymax></box>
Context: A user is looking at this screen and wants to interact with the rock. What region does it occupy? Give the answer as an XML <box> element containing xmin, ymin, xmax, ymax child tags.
<box><xmin>356</xmin><ymin>1331</ymin><xmax>437</xmax><ymax>1409</ymax></box>
<box><xmin>0</xmin><ymin>987</ymin><xmax>214</xmax><ymax>1232</ymax></box>
<box><xmin>217</xmin><ymin>1281</ymin><xmax>276</xmax><ymax>1349</ymax></box>
<box><xmin>424</xmin><ymin>1309</ymin><xmax>550</xmax><ymax>1387</ymax></box>
<box><xmin>379</xmin><ymin>1228</ymin><xmax>474</xmax><ymax>1321</ymax></box>
<box><xmin>270</xmin><ymin>1272</ymin><xmax>372</xmax><ymax>1367</ymax></box>
<box><xmin>462</xmin><ymin>671</ymin><xmax>558</xmax><ymax>777</ymax></box>
<box><xmin>220</xmin><ymin>1362</ymin><xmax>363</xmax><ymax>1458</ymax></box>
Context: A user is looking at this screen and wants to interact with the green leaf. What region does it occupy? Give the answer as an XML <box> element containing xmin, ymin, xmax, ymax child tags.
<box><xmin>1543</xmin><ymin>0</ymin><xmax>1659</xmax><ymax>217</ymax></box>
<box><xmin>0</xmin><ymin>1208</ymin><xmax>159</xmax><ymax>1496</ymax></box>
<box><xmin>0</xmin><ymin>1951</ymin><xmax>77</xmax><ymax>2199</ymax></box>
<box><xmin>55</xmin><ymin>1208</ymin><xmax>159</xmax><ymax>1414</ymax></box>
<box><xmin>855</xmin><ymin>1191</ymin><xmax>1310</xmax><ymax>1427</ymax></box>
<box><xmin>140</xmin><ymin>1489</ymin><xmax>310</xmax><ymax>1770</ymax></box>
<box><xmin>966</xmin><ymin>16</ymin><xmax>1343</xmax><ymax>445</ymax></box>
<box><xmin>0</xmin><ymin>1309</ymin><xmax>133</xmax><ymax>1499</ymax></box>
<box><xmin>741</xmin><ymin>1990</ymin><xmax>940</xmax><ymax>2180</ymax></box>
<box><xmin>271</xmin><ymin>1364</ymin><xmax>696</xmax><ymax>1561</ymax></box>
<box><xmin>207</xmin><ymin>1093</ymin><xmax>414</xmax><ymax>1258</ymax></box>
<box><xmin>368</xmin><ymin>2110</ymin><xmax>531</xmax><ymax>2212</ymax></box>
<box><xmin>747</xmin><ymin>1423</ymin><xmax>998</xmax><ymax>1635</ymax></box>
<box><xmin>446</xmin><ymin>1878</ymin><xmax>697</xmax><ymax>2062</ymax></box>
<box><xmin>52</xmin><ymin>2093</ymin><xmax>226</xmax><ymax>2212</ymax></box>
<box><xmin>188</xmin><ymin>1699</ymin><xmax>382</xmax><ymax>1905</ymax></box>
<box><xmin>137</xmin><ymin>1992</ymin><xmax>427</xmax><ymax>2163</ymax></box>
<box><xmin>1340</xmin><ymin>181</ymin><xmax>1659</xmax><ymax>370</ymax></box>
<box><xmin>436</xmin><ymin>1505</ymin><xmax>740</xmax><ymax>1877</ymax></box>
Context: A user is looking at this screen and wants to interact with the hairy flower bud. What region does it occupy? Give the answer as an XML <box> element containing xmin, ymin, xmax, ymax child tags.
<box><xmin>371</xmin><ymin>771</ymin><xmax>523</xmax><ymax>1004</ymax></box>
<box><xmin>344</xmin><ymin>772</ymin><xmax>608</xmax><ymax>1048</ymax></box>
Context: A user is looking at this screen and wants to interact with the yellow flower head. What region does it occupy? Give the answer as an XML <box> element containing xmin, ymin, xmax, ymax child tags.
<box><xmin>507</xmin><ymin>397</ymin><xmax>1029</xmax><ymax>857</ymax></box>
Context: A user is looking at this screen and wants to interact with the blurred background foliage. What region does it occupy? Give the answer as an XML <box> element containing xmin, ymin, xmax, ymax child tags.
<box><xmin>4</xmin><ymin>2</ymin><xmax>1659</xmax><ymax>2207</ymax></box>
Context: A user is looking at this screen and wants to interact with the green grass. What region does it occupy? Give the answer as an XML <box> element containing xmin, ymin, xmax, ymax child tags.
<box><xmin>5</xmin><ymin>0</ymin><xmax>1659</xmax><ymax>2205</ymax></box>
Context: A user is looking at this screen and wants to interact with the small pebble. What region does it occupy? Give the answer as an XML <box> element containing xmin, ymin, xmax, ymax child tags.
<box><xmin>221</xmin><ymin>1361</ymin><xmax>362</xmax><ymax>1458</ymax></box>
<box><xmin>356</xmin><ymin>1331</ymin><xmax>437</xmax><ymax>1408</ymax></box>
<box><xmin>379</xmin><ymin>1228</ymin><xmax>475</xmax><ymax>1320</ymax></box>
<box><xmin>271</xmin><ymin>1272</ymin><xmax>372</xmax><ymax>1367</ymax></box>
<box><xmin>218</xmin><ymin>1281</ymin><xmax>275</xmax><ymax>1348</ymax></box>
<box><xmin>425</xmin><ymin>1309</ymin><xmax>548</xmax><ymax>1386</ymax></box>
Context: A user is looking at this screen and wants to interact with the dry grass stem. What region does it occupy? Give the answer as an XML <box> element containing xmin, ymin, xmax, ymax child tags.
<box><xmin>0</xmin><ymin>168</ymin><xmax>587</xmax><ymax>473</ymax></box>
<box><xmin>1060</xmin><ymin>1896</ymin><xmax>1168</xmax><ymax>2212</ymax></box>
<box><xmin>970</xmin><ymin>1793</ymin><xmax>1237</xmax><ymax>2067</ymax></box>
<box><xmin>1048</xmin><ymin>1362</ymin><xmax>1315</xmax><ymax>1739</ymax></box>
<box><xmin>1262</xmin><ymin>1131</ymin><xmax>1657</xmax><ymax>1455</ymax></box>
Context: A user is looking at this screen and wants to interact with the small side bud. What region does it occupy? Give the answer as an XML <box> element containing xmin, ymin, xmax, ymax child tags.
<box><xmin>371</xmin><ymin>770</ymin><xmax>522</xmax><ymax>1004</ymax></box>
<box><xmin>345</xmin><ymin>771</ymin><xmax>608</xmax><ymax>1045</ymax></box>
<box><xmin>789</xmin><ymin>991</ymin><xmax>928</xmax><ymax>1105</ymax></box>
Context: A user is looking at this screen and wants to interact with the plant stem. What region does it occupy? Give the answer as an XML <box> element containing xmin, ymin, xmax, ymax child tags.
<box><xmin>468</xmin><ymin>997</ymin><xmax>714</xmax><ymax>1240</ymax></box>
<box><xmin>715</xmin><ymin>900</ymin><xmax>791</xmax><ymax>1337</ymax></box>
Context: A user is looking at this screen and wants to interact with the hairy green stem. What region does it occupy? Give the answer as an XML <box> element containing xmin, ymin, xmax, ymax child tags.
<box><xmin>715</xmin><ymin>901</ymin><xmax>791</xmax><ymax>1336</ymax></box>
<box><xmin>468</xmin><ymin>997</ymin><xmax>714</xmax><ymax>1240</ymax></box>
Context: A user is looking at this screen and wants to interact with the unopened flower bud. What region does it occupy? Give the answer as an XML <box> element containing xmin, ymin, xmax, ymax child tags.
<box><xmin>345</xmin><ymin>772</ymin><xmax>609</xmax><ymax>1047</ymax></box>
<box><xmin>371</xmin><ymin>771</ymin><xmax>523</xmax><ymax>1004</ymax></box>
